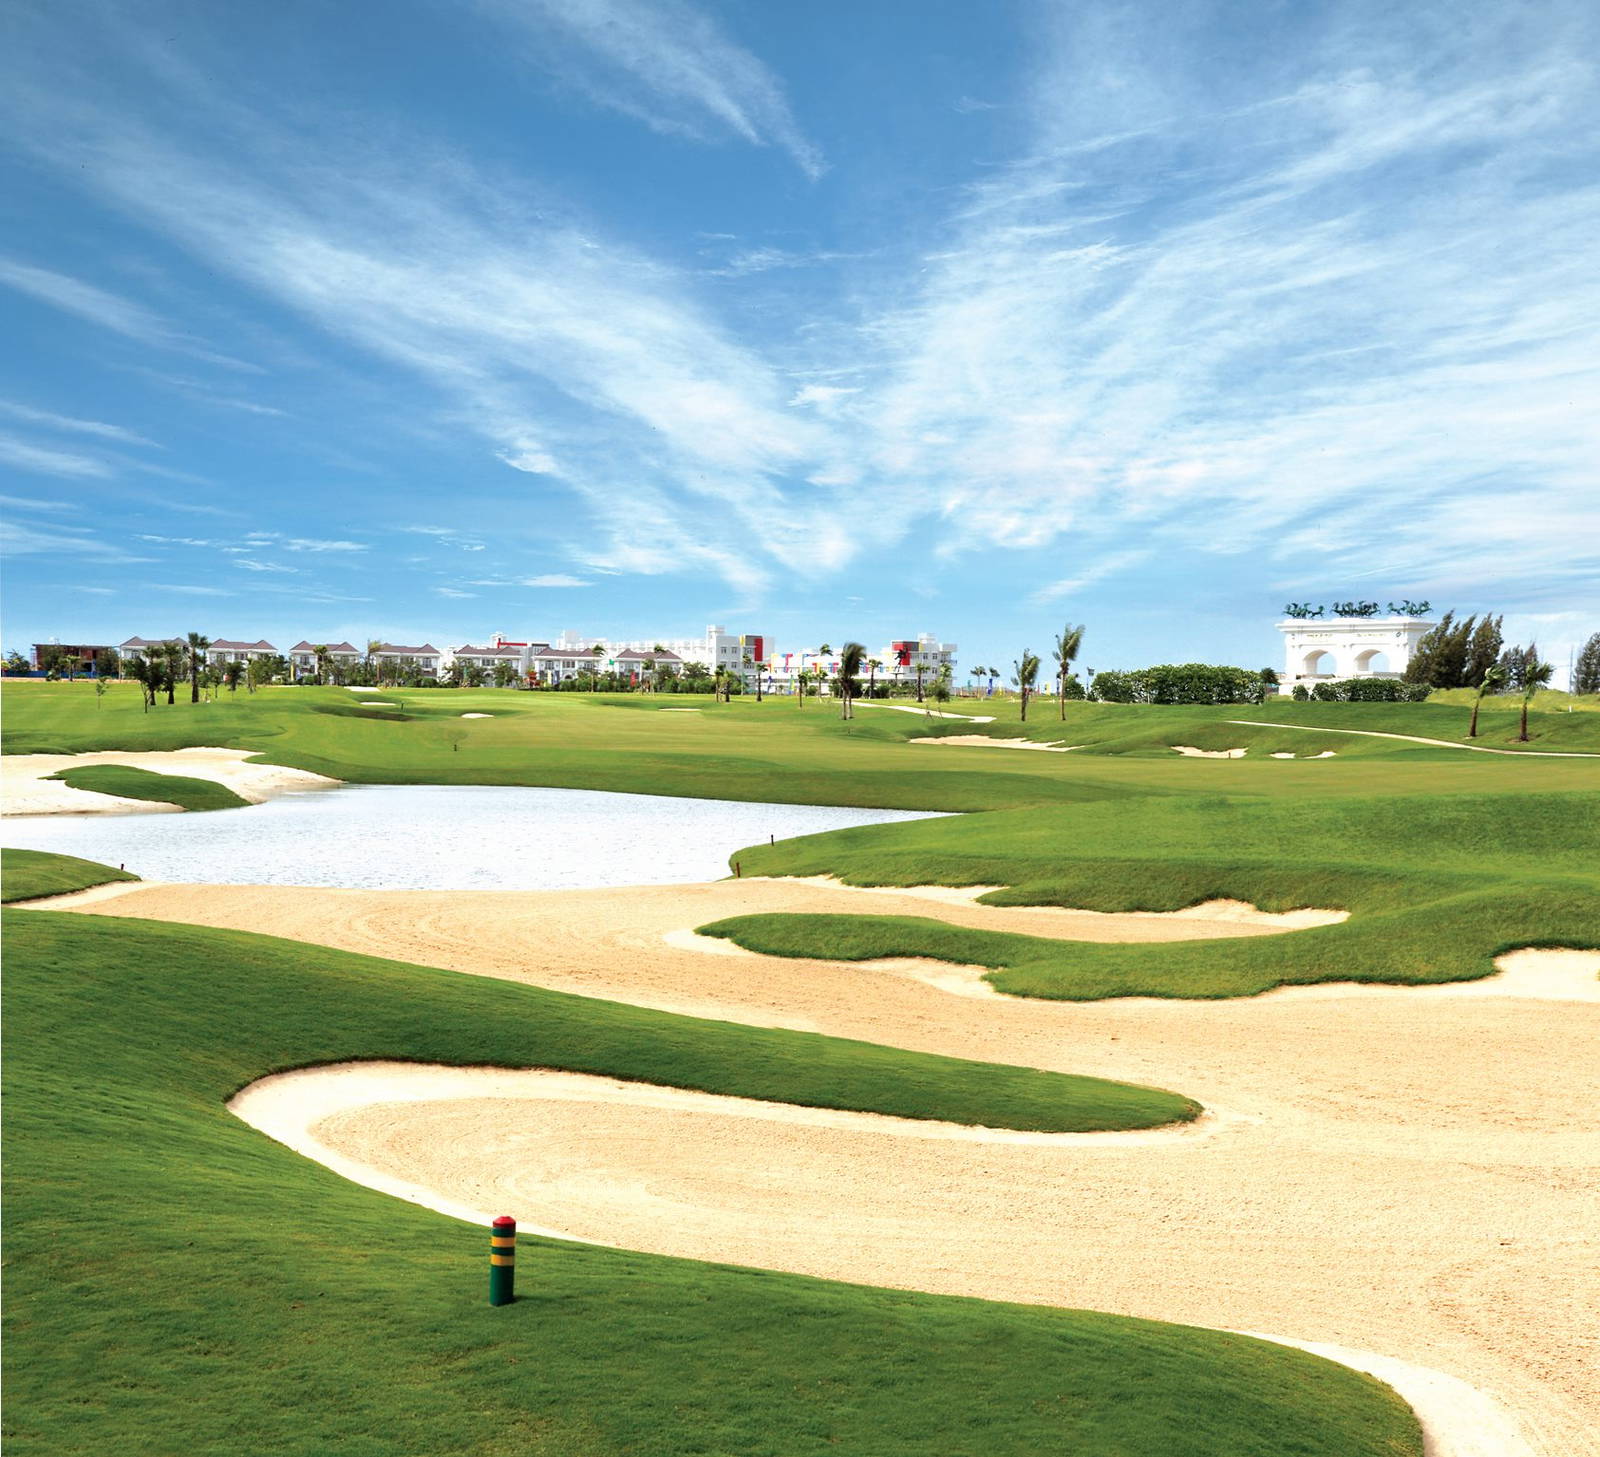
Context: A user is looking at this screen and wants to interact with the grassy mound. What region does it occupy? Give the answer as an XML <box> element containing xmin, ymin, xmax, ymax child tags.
<box><xmin>1</xmin><ymin>847</ymin><xmax>139</xmax><ymax>902</ymax></box>
<box><xmin>3</xmin><ymin>900</ymin><xmax>1419</xmax><ymax>1456</ymax></box>
<box><xmin>702</xmin><ymin>793</ymin><xmax>1600</xmax><ymax>999</ymax></box>
<box><xmin>46</xmin><ymin>763</ymin><xmax>250</xmax><ymax>811</ymax></box>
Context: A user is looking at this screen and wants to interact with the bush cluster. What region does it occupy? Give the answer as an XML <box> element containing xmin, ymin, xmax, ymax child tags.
<box><xmin>1090</xmin><ymin>663</ymin><xmax>1274</xmax><ymax>706</ymax></box>
<box><xmin>1292</xmin><ymin>679</ymin><xmax>1431</xmax><ymax>703</ymax></box>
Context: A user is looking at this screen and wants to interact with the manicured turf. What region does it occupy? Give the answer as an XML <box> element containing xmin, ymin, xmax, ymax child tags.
<box><xmin>702</xmin><ymin>793</ymin><xmax>1600</xmax><ymax>999</ymax></box>
<box><xmin>46</xmin><ymin>763</ymin><xmax>250</xmax><ymax>811</ymax></box>
<box><xmin>2</xmin><ymin>899</ymin><xmax>1420</xmax><ymax>1457</ymax></box>
<box><xmin>0</xmin><ymin>847</ymin><xmax>139</xmax><ymax>902</ymax></box>
<box><xmin>4</xmin><ymin>683</ymin><xmax>1598</xmax><ymax>822</ymax></box>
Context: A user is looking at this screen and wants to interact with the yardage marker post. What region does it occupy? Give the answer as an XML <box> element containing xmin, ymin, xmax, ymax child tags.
<box><xmin>489</xmin><ymin>1215</ymin><xmax>516</xmax><ymax>1306</ymax></box>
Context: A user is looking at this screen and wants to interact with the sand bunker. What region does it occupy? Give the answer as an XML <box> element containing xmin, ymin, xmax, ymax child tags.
<box><xmin>231</xmin><ymin>1060</ymin><xmax>1559</xmax><ymax>1457</ymax></box>
<box><xmin>1</xmin><ymin>749</ymin><xmax>341</xmax><ymax>817</ymax></box>
<box><xmin>1270</xmin><ymin>750</ymin><xmax>1338</xmax><ymax>759</ymax></box>
<box><xmin>912</xmin><ymin>734</ymin><xmax>1080</xmax><ymax>751</ymax></box>
<box><xmin>33</xmin><ymin>876</ymin><xmax>1600</xmax><ymax>1451</ymax></box>
<box><xmin>1171</xmin><ymin>745</ymin><xmax>1248</xmax><ymax>758</ymax></box>
<box><xmin>460</xmin><ymin>712</ymin><xmax>493</xmax><ymax>718</ymax></box>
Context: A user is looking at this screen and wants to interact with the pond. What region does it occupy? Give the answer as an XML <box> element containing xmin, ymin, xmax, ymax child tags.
<box><xmin>0</xmin><ymin>784</ymin><xmax>943</xmax><ymax>891</ymax></box>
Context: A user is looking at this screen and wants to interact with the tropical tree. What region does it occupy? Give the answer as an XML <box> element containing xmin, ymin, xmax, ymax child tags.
<box><xmin>126</xmin><ymin>653</ymin><xmax>154</xmax><ymax>712</ymax></box>
<box><xmin>866</xmin><ymin>658</ymin><xmax>881</xmax><ymax>699</ymax></box>
<box><xmin>1575</xmin><ymin>633</ymin><xmax>1600</xmax><ymax>696</ymax></box>
<box><xmin>4</xmin><ymin>650</ymin><xmax>30</xmax><ymax>675</ymax></box>
<box><xmin>185</xmin><ymin>632</ymin><xmax>211</xmax><ymax>704</ymax></box>
<box><xmin>1051</xmin><ymin>623</ymin><xmax>1085</xmax><ymax>720</ymax></box>
<box><xmin>1467</xmin><ymin>664</ymin><xmax>1506</xmax><ymax>738</ymax></box>
<box><xmin>835</xmin><ymin>642</ymin><xmax>864</xmax><ymax>720</ymax></box>
<box><xmin>1517</xmin><ymin>660</ymin><xmax>1554</xmax><ymax>741</ymax></box>
<box><xmin>1012</xmin><ymin>650</ymin><xmax>1041</xmax><ymax>722</ymax></box>
<box><xmin>492</xmin><ymin>660</ymin><xmax>516</xmax><ymax>689</ymax></box>
<box><xmin>95</xmin><ymin>676</ymin><xmax>107</xmax><ymax>709</ymax></box>
<box><xmin>223</xmin><ymin>661</ymin><xmax>244</xmax><ymax>694</ymax></box>
<box><xmin>931</xmin><ymin>663</ymin><xmax>953</xmax><ymax>702</ymax></box>
<box><xmin>365</xmin><ymin>639</ymin><xmax>383</xmax><ymax>680</ymax></box>
<box><xmin>94</xmin><ymin>648</ymin><xmax>121</xmax><ymax>680</ymax></box>
<box><xmin>311</xmin><ymin>644</ymin><xmax>330</xmax><ymax>683</ymax></box>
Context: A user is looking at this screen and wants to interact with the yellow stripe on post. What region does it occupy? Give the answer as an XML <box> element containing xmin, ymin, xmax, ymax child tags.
<box><xmin>489</xmin><ymin>1216</ymin><xmax>517</xmax><ymax>1305</ymax></box>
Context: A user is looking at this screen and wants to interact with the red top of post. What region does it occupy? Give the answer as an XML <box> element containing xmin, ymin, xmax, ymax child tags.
<box><xmin>493</xmin><ymin>1215</ymin><xmax>516</xmax><ymax>1228</ymax></box>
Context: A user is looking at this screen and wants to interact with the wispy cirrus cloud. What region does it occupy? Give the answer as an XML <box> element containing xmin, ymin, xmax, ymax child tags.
<box><xmin>476</xmin><ymin>0</ymin><xmax>823</xmax><ymax>178</ymax></box>
<box><xmin>1</xmin><ymin>520</ymin><xmax>153</xmax><ymax>563</ymax></box>
<box><xmin>0</xmin><ymin>431</ymin><xmax>114</xmax><ymax>480</ymax></box>
<box><xmin>0</xmin><ymin>400</ymin><xmax>158</xmax><ymax>447</ymax></box>
<box><xmin>0</xmin><ymin>255</ymin><xmax>175</xmax><ymax>344</ymax></box>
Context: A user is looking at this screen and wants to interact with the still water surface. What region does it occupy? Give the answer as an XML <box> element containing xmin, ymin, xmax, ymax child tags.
<box><xmin>1</xmin><ymin>784</ymin><xmax>942</xmax><ymax>891</ymax></box>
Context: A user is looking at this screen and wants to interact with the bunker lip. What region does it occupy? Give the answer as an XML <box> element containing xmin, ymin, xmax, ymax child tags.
<box><xmin>1</xmin><ymin>748</ymin><xmax>341</xmax><ymax>817</ymax></box>
<box><xmin>229</xmin><ymin>1059</ymin><xmax>1530</xmax><ymax>1457</ymax></box>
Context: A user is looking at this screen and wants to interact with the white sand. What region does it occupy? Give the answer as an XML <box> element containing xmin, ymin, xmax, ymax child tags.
<box><xmin>1</xmin><ymin>748</ymin><xmax>342</xmax><ymax>817</ymax></box>
<box><xmin>37</xmin><ymin>880</ymin><xmax>1600</xmax><ymax>1453</ymax></box>
<box><xmin>347</xmin><ymin>686</ymin><xmax>381</xmax><ymax>693</ymax></box>
<box><xmin>1170</xmin><ymin>745</ymin><xmax>1248</xmax><ymax>758</ymax></box>
<box><xmin>1270</xmin><ymin>750</ymin><xmax>1339</xmax><ymax>759</ymax></box>
<box><xmin>911</xmin><ymin>734</ymin><xmax>1080</xmax><ymax>751</ymax></box>
<box><xmin>460</xmin><ymin>712</ymin><xmax>493</xmax><ymax>718</ymax></box>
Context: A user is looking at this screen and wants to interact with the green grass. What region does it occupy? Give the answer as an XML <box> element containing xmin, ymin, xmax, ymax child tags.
<box><xmin>46</xmin><ymin>763</ymin><xmax>249</xmax><ymax>811</ymax></box>
<box><xmin>3</xmin><ymin>899</ymin><xmax>1420</xmax><ymax>1457</ymax></box>
<box><xmin>5</xmin><ymin>683</ymin><xmax>1598</xmax><ymax>823</ymax></box>
<box><xmin>701</xmin><ymin>792</ymin><xmax>1600</xmax><ymax>999</ymax></box>
<box><xmin>0</xmin><ymin>847</ymin><xmax>139</xmax><ymax>902</ymax></box>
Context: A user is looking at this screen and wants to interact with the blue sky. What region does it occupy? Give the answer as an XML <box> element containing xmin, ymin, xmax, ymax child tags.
<box><xmin>3</xmin><ymin>0</ymin><xmax>1597</xmax><ymax>679</ymax></box>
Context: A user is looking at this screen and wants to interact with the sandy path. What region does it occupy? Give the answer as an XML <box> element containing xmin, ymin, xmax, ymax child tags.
<box><xmin>39</xmin><ymin>881</ymin><xmax>1600</xmax><ymax>1454</ymax></box>
<box><xmin>1230</xmin><ymin>720</ymin><xmax>1600</xmax><ymax>758</ymax></box>
<box><xmin>1</xmin><ymin>748</ymin><xmax>341</xmax><ymax>816</ymax></box>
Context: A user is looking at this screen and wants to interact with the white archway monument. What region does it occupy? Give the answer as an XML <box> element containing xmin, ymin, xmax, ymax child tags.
<box><xmin>1278</xmin><ymin>613</ymin><xmax>1434</xmax><ymax>688</ymax></box>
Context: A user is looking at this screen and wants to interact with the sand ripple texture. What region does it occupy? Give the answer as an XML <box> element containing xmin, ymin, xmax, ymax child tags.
<box><xmin>41</xmin><ymin>878</ymin><xmax>1600</xmax><ymax>1457</ymax></box>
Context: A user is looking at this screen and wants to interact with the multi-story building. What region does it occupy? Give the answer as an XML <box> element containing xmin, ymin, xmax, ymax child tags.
<box><xmin>545</xmin><ymin>625</ymin><xmax>770</xmax><ymax>681</ymax></box>
<box><xmin>287</xmin><ymin>641</ymin><xmax>363</xmax><ymax>680</ymax></box>
<box><xmin>119</xmin><ymin>635</ymin><xmax>184</xmax><ymax>657</ymax></box>
<box><xmin>206</xmin><ymin>639</ymin><xmax>280</xmax><ymax>668</ymax></box>
<box><xmin>372</xmin><ymin>642</ymin><xmax>442</xmax><ymax>677</ymax></box>
<box><xmin>529</xmin><ymin>642</ymin><xmax>602</xmax><ymax>684</ymax></box>
<box><xmin>765</xmin><ymin>634</ymin><xmax>956</xmax><ymax>694</ymax></box>
<box><xmin>451</xmin><ymin>636</ymin><xmax>531</xmax><ymax>681</ymax></box>
<box><xmin>30</xmin><ymin>642</ymin><xmax>119</xmax><ymax>674</ymax></box>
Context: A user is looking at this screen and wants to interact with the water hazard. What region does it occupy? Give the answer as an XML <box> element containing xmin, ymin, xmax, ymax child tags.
<box><xmin>1</xmin><ymin>783</ymin><xmax>942</xmax><ymax>891</ymax></box>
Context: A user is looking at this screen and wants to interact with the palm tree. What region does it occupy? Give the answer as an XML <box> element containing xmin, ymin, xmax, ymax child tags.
<box><xmin>312</xmin><ymin>643</ymin><xmax>330</xmax><ymax>684</ymax></box>
<box><xmin>1517</xmin><ymin>660</ymin><xmax>1554</xmax><ymax>741</ymax></box>
<box><xmin>1467</xmin><ymin>664</ymin><xmax>1506</xmax><ymax>738</ymax></box>
<box><xmin>866</xmin><ymin>658</ymin><xmax>881</xmax><ymax>700</ymax></box>
<box><xmin>1013</xmin><ymin>650</ymin><xmax>1040</xmax><ymax>722</ymax></box>
<box><xmin>186</xmin><ymin>632</ymin><xmax>211</xmax><ymax>703</ymax></box>
<box><xmin>1051</xmin><ymin>623</ymin><xmax>1085</xmax><ymax>721</ymax></box>
<box><xmin>836</xmin><ymin>642</ymin><xmax>864</xmax><ymax>720</ymax></box>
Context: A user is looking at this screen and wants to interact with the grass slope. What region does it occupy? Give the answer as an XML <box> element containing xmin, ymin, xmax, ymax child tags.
<box><xmin>46</xmin><ymin>763</ymin><xmax>250</xmax><ymax>811</ymax></box>
<box><xmin>3</xmin><ymin>903</ymin><xmax>1418</xmax><ymax>1457</ymax></box>
<box><xmin>1</xmin><ymin>847</ymin><xmax>139</xmax><ymax>902</ymax></box>
<box><xmin>703</xmin><ymin>793</ymin><xmax>1600</xmax><ymax>999</ymax></box>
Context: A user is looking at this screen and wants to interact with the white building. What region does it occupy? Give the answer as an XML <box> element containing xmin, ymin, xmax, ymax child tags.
<box><xmin>765</xmin><ymin>633</ymin><xmax>957</xmax><ymax>694</ymax></box>
<box><xmin>1278</xmin><ymin>614</ymin><xmax>1433</xmax><ymax>689</ymax></box>
<box><xmin>288</xmin><ymin>641</ymin><xmax>363</xmax><ymax>680</ymax></box>
<box><xmin>452</xmin><ymin>636</ymin><xmax>532</xmax><ymax>681</ymax></box>
<box><xmin>206</xmin><ymin>639</ymin><xmax>280</xmax><ymax>668</ymax></box>
<box><xmin>546</xmin><ymin>626</ymin><xmax>771</xmax><ymax>682</ymax></box>
<box><xmin>372</xmin><ymin>642</ymin><xmax>442</xmax><ymax>677</ymax></box>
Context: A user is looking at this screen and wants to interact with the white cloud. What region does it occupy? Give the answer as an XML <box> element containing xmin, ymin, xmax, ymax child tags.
<box><xmin>0</xmin><ymin>400</ymin><xmax>158</xmax><ymax>447</ymax></box>
<box><xmin>789</xmin><ymin>385</ymin><xmax>860</xmax><ymax>410</ymax></box>
<box><xmin>478</xmin><ymin>0</ymin><xmax>823</xmax><ymax>178</ymax></box>
<box><xmin>0</xmin><ymin>256</ymin><xmax>176</xmax><ymax>344</ymax></box>
<box><xmin>0</xmin><ymin>432</ymin><xmax>113</xmax><ymax>480</ymax></box>
<box><xmin>283</xmin><ymin>538</ymin><xmax>367</xmax><ymax>553</ymax></box>
<box><xmin>521</xmin><ymin>574</ymin><xmax>590</xmax><ymax>588</ymax></box>
<box><xmin>155</xmin><ymin>584</ymin><xmax>232</xmax><ymax>596</ymax></box>
<box><xmin>1</xmin><ymin>521</ymin><xmax>153</xmax><ymax>563</ymax></box>
<box><xmin>434</xmin><ymin>586</ymin><xmax>477</xmax><ymax>598</ymax></box>
<box><xmin>234</xmin><ymin>559</ymin><xmax>297</xmax><ymax>573</ymax></box>
<box><xmin>0</xmin><ymin>493</ymin><xmax>78</xmax><ymax>512</ymax></box>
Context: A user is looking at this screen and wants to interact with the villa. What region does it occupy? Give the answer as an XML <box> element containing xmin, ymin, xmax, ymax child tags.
<box><xmin>287</xmin><ymin>642</ymin><xmax>363</xmax><ymax>680</ymax></box>
<box><xmin>206</xmin><ymin>639</ymin><xmax>280</xmax><ymax>669</ymax></box>
<box><xmin>372</xmin><ymin>643</ymin><xmax>442</xmax><ymax>676</ymax></box>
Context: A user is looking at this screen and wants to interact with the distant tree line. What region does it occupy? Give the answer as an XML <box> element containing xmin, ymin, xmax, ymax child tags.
<box><xmin>1088</xmin><ymin>663</ymin><xmax>1279</xmax><ymax>706</ymax></box>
